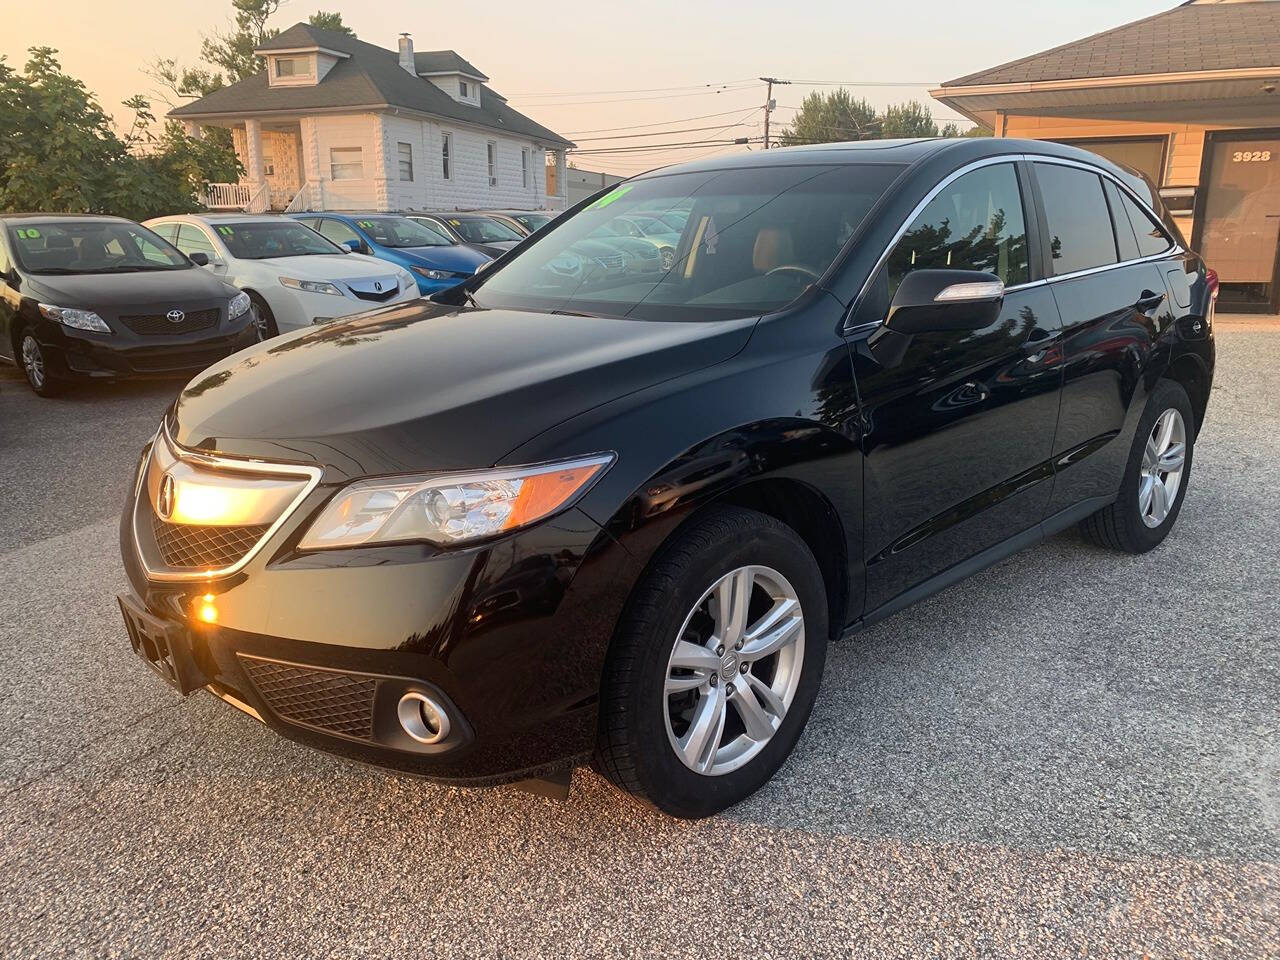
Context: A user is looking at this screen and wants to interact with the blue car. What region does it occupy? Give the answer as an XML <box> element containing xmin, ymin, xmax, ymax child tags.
<box><xmin>289</xmin><ymin>212</ymin><xmax>490</xmax><ymax>295</ymax></box>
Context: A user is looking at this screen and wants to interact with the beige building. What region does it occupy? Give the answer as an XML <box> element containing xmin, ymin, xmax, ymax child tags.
<box><xmin>932</xmin><ymin>0</ymin><xmax>1280</xmax><ymax>312</ymax></box>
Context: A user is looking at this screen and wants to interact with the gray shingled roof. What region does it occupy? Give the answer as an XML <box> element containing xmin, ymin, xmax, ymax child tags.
<box><xmin>945</xmin><ymin>1</ymin><xmax>1280</xmax><ymax>87</ymax></box>
<box><xmin>171</xmin><ymin>24</ymin><xmax>571</xmax><ymax>147</ymax></box>
<box><xmin>414</xmin><ymin>50</ymin><xmax>487</xmax><ymax>80</ymax></box>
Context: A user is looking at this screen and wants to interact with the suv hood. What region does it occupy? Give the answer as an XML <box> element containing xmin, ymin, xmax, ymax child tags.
<box><xmin>173</xmin><ymin>300</ymin><xmax>757</xmax><ymax>477</ymax></box>
<box><xmin>394</xmin><ymin>244</ymin><xmax>491</xmax><ymax>274</ymax></box>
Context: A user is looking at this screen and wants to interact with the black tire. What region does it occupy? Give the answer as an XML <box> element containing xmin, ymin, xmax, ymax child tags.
<box><xmin>1080</xmin><ymin>379</ymin><xmax>1195</xmax><ymax>553</ymax></box>
<box><xmin>594</xmin><ymin>506</ymin><xmax>828</xmax><ymax>818</ymax></box>
<box><xmin>247</xmin><ymin>292</ymin><xmax>279</xmax><ymax>340</ymax></box>
<box><xmin>17</xmin><ymin>327</ymin><xmax>61</xmax><ymax>397</ymax></box>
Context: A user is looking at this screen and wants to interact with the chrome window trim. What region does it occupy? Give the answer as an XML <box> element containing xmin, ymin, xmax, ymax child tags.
<box><xmin>844</xmin><ymin>152</ymin><xmax>1183</xmax><ymax>333</ymax></box>
<box><xmin>132</xmin><ymin>420</ymin><xmax>323</xmax><ymax>583</ymax></box>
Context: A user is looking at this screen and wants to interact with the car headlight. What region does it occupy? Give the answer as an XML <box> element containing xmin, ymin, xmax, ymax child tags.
<box><xmin>38</xmin><ymin>303</ymin><xmax>111</xmax><ymax>334</ymax></box>
<box><xmin>398</xmin><ymin>271</ymin><xmax>415</xmax><ymax>290</ymax></box>
<box><xmin>228</xmin><ymin>291</ymin><xmax>251</xmax><ymax>320</ymax></box>
<box><xmin>409</xmin><ymin>265</ymin><xmax>461</xmax><ymax>281</ymax></box>
<box><xmin>280</xmin><ymin>277</ymin><xmax>343</xmax><ymax>296</ymax></box>
<box><xmin>298</xmin><ymin>454</ymin><xmax>615</xmax><ymax>550</ymax></box>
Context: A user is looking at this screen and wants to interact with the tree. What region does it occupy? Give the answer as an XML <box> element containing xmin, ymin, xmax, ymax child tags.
<box><xmin>879</xmin><ymin>100</ymin><xmax>941</xmax><ymax>139</ymax></box>
<box><xmin>0</xmin><ymin>48</ymin><xmax>240</xmax><ymax>219</ymax></box>
<box><xmin>778</xmin><ymin>89</ymin><xmax>878</xmax><ymax>146</ymax></box>
<box><xmin>201</xmin><ymin>0</ymin><xmax>283</xmax><ymax>84</ymax></box>
<box><xmin>307</xmin><ymin>11</ymin><xmax>355</xmax><ymax>35</ymax></box>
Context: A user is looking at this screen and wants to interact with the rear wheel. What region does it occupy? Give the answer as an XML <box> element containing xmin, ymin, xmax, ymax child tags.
<box><xmin>19</xmin><ymin>327</ymin><xmax>60</xmax><ymax>397</ymax></box>
<box><xmin>595</xmin><ymin>506</ymin><xmax>828</xmax><ymax>818</ymax></box>
<box><xmin>1080</xmin><ymin>379</ymin><xmax>1194</xmax><ymax>553</ymax></box>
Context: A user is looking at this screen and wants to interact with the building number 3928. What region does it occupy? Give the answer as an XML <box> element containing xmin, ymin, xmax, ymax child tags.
<box><xmin>1231</xmin><ymin>150</ymin><xmax>1272</xmax><ymax>162</ymax></box>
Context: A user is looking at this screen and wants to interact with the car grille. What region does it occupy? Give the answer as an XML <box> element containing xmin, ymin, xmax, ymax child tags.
<box><xmin>151</xmin><ymin>513</ymin><xmax>271</xmax><ymax>568</ymax></box>
<box><xmin>120</xmin><ymin>308</ymin><xmax>219</xmax><ymax>336</ymax></box>
<box><xmin>351</xmin><ymin>287</ymin><xmax>399</xmax><ymax>303</ymax></box>
<box><xmin>595</xmin><ymin>254</ymin><xmax>625</xmax><ymax>270</ymax></box>
<box><xmin>238</xmin><ymin>656</ymin><xmax>376</xmax><ymax>740</ymax></box>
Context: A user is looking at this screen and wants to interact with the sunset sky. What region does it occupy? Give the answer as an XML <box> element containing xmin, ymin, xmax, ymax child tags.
<box><xmin>5</xmin><ymin>0</ymin><xmax>1174</xmax><ymax>172</ymax></box>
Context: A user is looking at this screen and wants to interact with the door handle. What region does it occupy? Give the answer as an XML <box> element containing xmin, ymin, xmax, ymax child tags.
<box><xmin>1021</xmin><ymin>330</ymin><xmax>1061</xmax><ymax>355</ymax></box>
<box><xmin>1135</xmin><ymin>289</ymin><xmax>1166</xmax><ymax>312</ymax></box>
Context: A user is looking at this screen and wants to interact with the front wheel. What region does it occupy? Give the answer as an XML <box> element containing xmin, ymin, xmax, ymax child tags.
<box><xmin>1080</xmin><ymin>379</ymin><xmax>1194</xmax><ymax>553</ymax></box>
<box><xmin>247</xmin><ymin>292</ymin><xmax>279</xmax><ymax>340</ymax></box>
<box><xmin>19</xmin><ymin>328</ymin><xmax>60</xmax><ymax>397</ymax></box>
<box><xmin>595</xmin><ymin>506</ymin><xmax>828</xmax><ymax>818</ymax></box>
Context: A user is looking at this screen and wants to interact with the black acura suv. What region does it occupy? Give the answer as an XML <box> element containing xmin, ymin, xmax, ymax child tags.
<box><xmin>0</xmin><ymin>215</ymin><xmax>255</xmax><ymax>395</ymax></box>
<box><xmin>118</xmin><ymin>139</ymin><xmax>1215</xmax><ymax>817</ymax></box>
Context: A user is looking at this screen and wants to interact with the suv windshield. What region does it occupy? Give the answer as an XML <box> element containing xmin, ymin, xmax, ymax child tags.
<box><xmin>6</xmin><ymin>220</ymin><xmax>190</xmax><ymax>274</ymax></box>
<box><xmin>217</xmin><ymin>221</ymin><xmax>344</xmax><ymax>259</ymax></box>
<box><xmin>513</xmin><ymin>213</ymin><xmax>552</xmax><ymax>232</ymax></box>
<box><xmin>471</xmin><ymin>163</ymin><xmax>903</xmax><ymax>321</ymax></box>
<box><xmin>357</xmin><ymin>216</ymin><xmax>452</xmax><ymax>248</ymax></box>
<box><xmin>448</xmin><ymin>216</ymin><xmax>523</xmax><ymax>244</ymax></box>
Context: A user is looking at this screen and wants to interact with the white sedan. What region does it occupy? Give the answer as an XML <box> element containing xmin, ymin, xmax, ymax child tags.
<box><xmin>144</xmin><ymin>214</ymin><xmax>418</xmax><ymax>337</ymax></box>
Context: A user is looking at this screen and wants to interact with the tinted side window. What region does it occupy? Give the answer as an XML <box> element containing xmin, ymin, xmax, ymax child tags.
<box><xmin>175</xmin><ymin>224</ymin><xmax>215</xmax><ymax>258</ymax></box>
<box><xmin>1119</xmin><ymin>190</ymin><xmax>1173</xmax><ymax>257</ymax></box>
<box><xmin>150</xmin><ymin>222</ymin><xmax>178</xmax><ymax>243</ymax></box>
<box><xmin>888</xmin><ymin>163</ymin><xmax>1029</xmax><ymax>292</ymax></box>
<box><xmin>317</xmin><ymin>219</ymin><xmax>361</xmax><ymax>247</ymax></box>
<box><xmin>1104</xmin><ymin>180</ymin><xmax>1141</xmax><ymax>262</ymax></box>
<box><xmin>1035</xmin><ymin>164</ymin><xmax>1117</xmax><ymax>275</ymax></box>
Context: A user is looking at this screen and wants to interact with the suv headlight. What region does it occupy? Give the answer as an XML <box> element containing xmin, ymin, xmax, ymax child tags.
<box><xmin>38</xmin><ymin>303</ymin><xmax>111</xmax><ymax>333</ymax></box>
<box><xmin>228</xmin><ymin>291</ymin><xmax>251</xmax><ymax>320</ymax></box>
<box><xmin>280</xmin><ymin>277</ymin><xmax>343</xmax><ymax>296</ymax></box>
<box><xmin>298</xmin><ymin>454</ymin><xmax>614</xmax><ymax>550</ymax></box>
<box><xmin>409</xmin><ymin>265</ymin><xmax>461</xmax><ymax>281</ymax></box>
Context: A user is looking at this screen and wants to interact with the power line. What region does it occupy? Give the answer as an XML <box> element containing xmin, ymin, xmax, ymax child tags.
<box><xmin>570</xmin><ymin>137</ymin><xmax>760</xmax><ymax>156</ymax></box>
<box><xmin>507</xmin><ymin>78</ymin><xmax>757</xmax><ymax>98</ymax></box>
<box><xmin>572</xmin><ymin>122</ymin><xmax>752</xmax><ymax>143</ymax></box>
<box><xmin>563</xmin><ymin>107</ymin><xmax>762</xmax><ymax>136</ymax></box>
<box><xmin>512</xmin><ymin>85</ymin><xmax>760</xmax><ymax>108</ymax></box>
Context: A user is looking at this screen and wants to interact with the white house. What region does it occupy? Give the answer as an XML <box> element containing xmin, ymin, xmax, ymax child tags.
<box><xmin>170</xmin><ymin>23</ymin><xmax>575</xmax><ymax>214</ymax></box>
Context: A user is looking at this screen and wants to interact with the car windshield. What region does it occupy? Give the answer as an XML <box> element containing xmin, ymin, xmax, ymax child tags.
<box><xmin>448</xmin><ymin>216</ymin><xmax>523</xmax><ymax>244</ymax></box>
<box><xmin>356</xmin><ymin>216</ymin><xmax>452</xmax><ymax>248</ymax></box>
<box><xmin>628</xmin><ymin>216</ymin><xmax>672</xmax><ymax>236</ymax></box>
<box><xmin>471</xmin><ymin>163</ymin><xmax>904</xmax><ymax>321</ymax></box>
<box><xmin>6</xmin><ymin>220</ymin><xmax>190</xmax><ymax>274</ymax></box>
<box><xmin>216</xmin><ymin>221</ymin><xmax>344</xmax><ymax>259</ymax></box>
<box><xmin>514</xmin><ymin>214</ymin><xmax>552</xmax><ymax>232</ymax></box>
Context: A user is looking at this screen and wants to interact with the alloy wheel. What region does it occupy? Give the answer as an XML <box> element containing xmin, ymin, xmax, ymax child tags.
<box><xmin>21</xmin><ymin>335</ymin><xmax>45</xmax><ymax>389</ymax></box>
<box><xmin>664</xmin><ymin>564</ymin><xmax>805</xmax><ymax>776</ymax></box>
<box><xmin>252</xmin><ymin>305</ymin><xmax>270</xmax><ymax>341</ymax></box>
<box><xmin>1139</xmin><ymin>408</ymin><xmax>1186</xmax><ymax>528</ymax></box>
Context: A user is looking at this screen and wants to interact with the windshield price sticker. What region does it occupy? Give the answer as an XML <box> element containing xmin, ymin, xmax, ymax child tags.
<box><xmin>16</xmin><ymin>228</ymin><xmax>41</xmax><ymax>239</ymax></box>
<box><xmin>357</xmin><ymin>220</ymin><xmax>375</xmax><ymax>229</ymax></box>
<box><xmin>217</xmin><ymin>226</ymin><xmax>233</xmax><ymax>236</ymax></box>
<box><xmin>588</xmin><ymin>185</ymin><xmax>634</xmax><ymax>210</ymax></box>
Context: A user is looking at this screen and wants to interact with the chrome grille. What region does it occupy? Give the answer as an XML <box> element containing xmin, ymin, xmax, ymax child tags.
<box><xmin>239</xmin><ymin>656</ymin><xmax>376</xmax><ymax>740</ymax></box>
<box><xmin>120</xmin><ymin>308</ymin><xmax>219</xmax><ymax>336</ymax></box>
<box><xmin>596</xmin><ymin>254</ymin><xmax>625</xmax><ymax>270</ymax></box>
<box><xmin>151</xmin><ymin>513</ymin><xmax>271</xmax><ymax>568</ymax></box>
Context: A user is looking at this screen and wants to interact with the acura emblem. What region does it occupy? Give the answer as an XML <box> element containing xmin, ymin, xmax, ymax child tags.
<box><xmin>157</xmin><ymin>474</ymin><xmax>176</xmax><ymax>520</ymax></box>
<box><xmin>166</xmin><ymin>309</ymin><xmax>185</xmax><ymax>324</ymax></box>
<box><xmin>373</xmin><ymin>281</ymin><xmax>383</xmax><ymax>292</ymax></box>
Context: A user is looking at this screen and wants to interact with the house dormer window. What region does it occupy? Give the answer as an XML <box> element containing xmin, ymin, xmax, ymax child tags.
<box><xmin>274</xmin><ymin>57</ymin><xmax>308</xmax><ymax>78</ymax></box>
<box><xmin>459</xmin><ymin>80</ymin><xmax>469</xmax><ymax>98</ymax></box>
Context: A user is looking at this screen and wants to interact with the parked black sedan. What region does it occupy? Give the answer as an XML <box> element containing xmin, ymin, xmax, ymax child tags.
<box><xmin>118</xmin><ymin>139</ymin><xmax>1215</xmax><ymax>817</ymax></box>
<box><xmin>0</xmin><ymin>215</ymin><xmax>256</xmax><ymax>396</ymax></box>
<box><xmin>406</xmin><ymin>212</ymin><xmax>526</xmax><ymax>258</ymax></box>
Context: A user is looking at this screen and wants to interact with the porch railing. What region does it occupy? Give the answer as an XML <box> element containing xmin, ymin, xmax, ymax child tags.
<box><xmin>283</xmin><ymin>183</ymin><xmax>320</xmax><ymax>214</ymax></box>
<box><xmin>203</xmin><ymin>181</ymin><xmax>271</xmax><ymax>213</ymax></box>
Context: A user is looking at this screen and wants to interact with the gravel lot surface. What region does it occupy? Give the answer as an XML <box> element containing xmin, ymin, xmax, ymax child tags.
<box><xmin>1</xmin><ymin>323</ymin><xmax>1277</xmax><ymax>958</ymax></box>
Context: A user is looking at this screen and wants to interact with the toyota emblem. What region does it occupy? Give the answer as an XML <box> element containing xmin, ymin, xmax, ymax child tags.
<box><xmin>166</xmin><ymin>309</ymin><xmax>185</xmax><ymax>324</ymax></box>
<box><xmin>373</xmin><ymin>281</ymin><xmax>383</xmax><ymax>292</ymax></box>
<box><xmin>157</xmin><ymin>474</ymin><xmax>176</xmax><ymax>520</ymax></box>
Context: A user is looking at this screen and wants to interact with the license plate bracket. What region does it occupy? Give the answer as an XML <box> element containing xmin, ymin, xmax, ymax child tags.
<box><xmin>118</xmin><ymin>594</ymin><xmax>207</xmax><ymax>696</ymax></box>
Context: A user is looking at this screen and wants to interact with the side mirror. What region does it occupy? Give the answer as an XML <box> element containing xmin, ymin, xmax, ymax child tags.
<box><xmin>188</xmin><ymin>252</ymin><xmax>210</xmax><ymax>267</ymax></box>
<box><xmin>885</xmin><ymin>269</ymin><xmax>1004</xmax><ymax>335</ymax></box>
<box><xmin>343</xmin><ymin>239</ymin><xmax>362</xmax><ymax>253</ymax></box>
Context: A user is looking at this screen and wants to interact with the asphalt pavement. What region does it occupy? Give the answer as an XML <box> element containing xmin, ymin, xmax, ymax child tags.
<box><xmin>1</xmin><ymin>322</ymin><xmax>1276</xmax><ymax>958</ymax></box>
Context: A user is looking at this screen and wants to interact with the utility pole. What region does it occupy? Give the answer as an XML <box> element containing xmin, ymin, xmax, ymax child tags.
<box><xmin>760</xmin><ymin>76</ymin><xmax>790</xmax><ymax>149</ymax></box>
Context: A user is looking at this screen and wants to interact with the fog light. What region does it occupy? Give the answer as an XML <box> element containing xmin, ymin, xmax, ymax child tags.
<box><xmin>196</xmin><ymin>594</ymin><xmax>218</xmax><ymax>624</ymax></box>
<box><xmin>396</xmin><ymin>691</ymin><xmax>450</xmax><ymax>744</ymax></box>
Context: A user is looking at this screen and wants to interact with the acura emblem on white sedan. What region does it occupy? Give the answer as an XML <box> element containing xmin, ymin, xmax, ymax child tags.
<box><xmin>373</xmin><ymin>281</ymin><xmax>383</xmax><ymax>292</ymax></box>
<box><xmin>166</xmin><ymin>310</ymin><xmax>185</xmax><ymax>324</ymax></box>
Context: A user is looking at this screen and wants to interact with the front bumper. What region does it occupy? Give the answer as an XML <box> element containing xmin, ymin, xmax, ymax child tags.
<box><xmin>39</xmin><ymin>315</ymin><xmax>258</xmax><ymax>380</ymax></box>
<box><xmin>118</xmin><ymin>438</ymin><xmax>638</xmax><ymax>785</ymax></box>
<box><xmin>269</xmin><ymin>284</ymin><xmax>419</xmax><ymax>332</ymax></box>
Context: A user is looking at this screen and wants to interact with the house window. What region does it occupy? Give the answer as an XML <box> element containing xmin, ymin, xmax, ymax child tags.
<box><xmin>459</xmin><ymin>80</ymin><xmax>469</xmax><ymax>98</ymax></box>
<box><xmin>487</xmin><ymin>141</ymin><xmax>497</xmax><ymax>186</ymax></box>
<box><xmin>330</xmin><ymin>147</ymin><xmax>364</xmax><ymax>181</ymax></box>
<box><xmin>398</xmin><ymin>142</ymin><xmax>414</xmax><ymax>182</ymax></box>
<box><xmin>521</xmin><ymin>148</ymin><xmax>529</xmax><ymax>188</ymax></box>
<box><xmin>441</xmin><ymin>133</ymin><xmax>452</xmax><ymax>180</ymax></box>
<box><xmin>262</xmin><ymin>155</ymin><xmax>275</xmax><ymax>178</ymax></box>
<box><xmin>274</xmin><ymin>57</ymin><xmax>308</xmax><ymax>78</ymax></box>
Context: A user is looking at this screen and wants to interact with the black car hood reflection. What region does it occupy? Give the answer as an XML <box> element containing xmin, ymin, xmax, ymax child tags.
<box><xmin>173</xmin><ymin>299</ymin><xmax>759</xmax><ymax>477</ymax></box>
